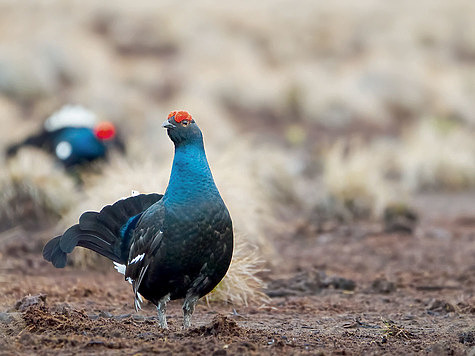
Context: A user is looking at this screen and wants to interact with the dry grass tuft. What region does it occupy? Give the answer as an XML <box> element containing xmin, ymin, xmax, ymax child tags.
<box><xmin>380</xmin><ymin>318</ymin><xmax>415</xmax><ymax>340</ymax></box>
<box><xmin>398</xmin><ymin>118</ymin><xmax>475</xmax><ymax>191</ymax></box>
<box><xmin>0</xmin><ymin>148</ymin><xmax>77</xmax><ymax>230</ymax></box>
<box><xmin>319</xmin><ymin>118</ymin><xmax>475</xmax><ymax>220</ymax></box>
<box><xmin>321</xmin><ymin>138</ymin><xmax>403</xmax><ymax>219</ymax></box>
<box><xmin>205</xmin><ymin>236</ymin><xmax>269</xmax><ymax>306</ymax></box>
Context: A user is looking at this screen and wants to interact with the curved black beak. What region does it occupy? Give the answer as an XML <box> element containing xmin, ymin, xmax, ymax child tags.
<box><xmin>162</xmin><ymin>120</ymin><xmax>176</xmax><ymax>129</ymax></box>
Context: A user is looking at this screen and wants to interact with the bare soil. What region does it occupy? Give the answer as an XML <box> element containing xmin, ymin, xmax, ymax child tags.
<box><xmin>0</xmin><ymin>193</ymin><xmax>474</xmax><ymax>355</ymax></box>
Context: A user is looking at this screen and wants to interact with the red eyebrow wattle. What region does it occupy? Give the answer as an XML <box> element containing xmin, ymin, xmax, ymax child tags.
<box><xmin>167</xmin><ymin>111</ymin><xmax>177</xmax><ymax>120</ymax></box>
<box><xmin>168</xmin><ymin>111</ymin><xmax>193</xmax><ymax>123</ymax></box>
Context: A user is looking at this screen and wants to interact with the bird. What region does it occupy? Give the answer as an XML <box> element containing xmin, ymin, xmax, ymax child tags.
<box><xmin>6</xmin><ymin>105</ymin><xmax>125</xmax><ymax>168</ymax></box>
<box><xmin>43</xmin><ymin>110</ymin><xmax>234</xmax><ymax>329</ymax></box>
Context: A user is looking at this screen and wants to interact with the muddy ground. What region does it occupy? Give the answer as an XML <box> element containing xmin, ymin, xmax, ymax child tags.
<box><xmin>0</xmin><ymin>193</ymin><xmax>474</xmax><ymax>355</ymax></box>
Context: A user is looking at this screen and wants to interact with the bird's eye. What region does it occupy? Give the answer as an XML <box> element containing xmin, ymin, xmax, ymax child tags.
<box><xmin>181</xmin><ymin>120</ymin><xmax>189</xmax><ymax>127</ymax></box>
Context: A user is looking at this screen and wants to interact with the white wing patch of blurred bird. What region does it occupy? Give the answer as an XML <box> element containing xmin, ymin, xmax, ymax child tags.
<box><xmin>44</xmin><ymin>105</ymin><xmax>98</xmax><ymax>131</ymax></box>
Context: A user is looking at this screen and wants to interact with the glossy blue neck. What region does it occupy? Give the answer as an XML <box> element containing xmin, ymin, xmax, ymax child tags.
<box><xmin>163</xmin><ymin>141</ymin><xmax>220</xmax><ymax>206</ymax></box>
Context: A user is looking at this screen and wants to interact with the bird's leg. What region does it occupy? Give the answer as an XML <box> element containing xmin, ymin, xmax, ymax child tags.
<box><xmin>182</xmin><ymin>295</ymin><xmax>199</xmax><ymax>329</ymax></box>
<box><xmin>157</xmin><ymin>294</ymin><xmax>170</xmax><ymax>329</ymax></box>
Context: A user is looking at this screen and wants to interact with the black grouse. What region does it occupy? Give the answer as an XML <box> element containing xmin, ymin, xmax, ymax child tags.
<box><xmin>43</xmin><ymin>110</ymin><xmax>233</xmax><ymax>328</ymax></box>
<box><xmin>6</xmin><ymin>105</ymin><xmax>125</xmax><ymax>168</ymax></box>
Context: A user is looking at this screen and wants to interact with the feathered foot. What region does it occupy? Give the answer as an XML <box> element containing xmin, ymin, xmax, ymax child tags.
<box><xmin>182</xmin><ymin>295</ymin><xmax>199</xmax><ymax>329</ymax></box>
<box><xmin>157</xmin><ymin>294</ymin><xmax>170</xmax><ymax>329</ymax></box>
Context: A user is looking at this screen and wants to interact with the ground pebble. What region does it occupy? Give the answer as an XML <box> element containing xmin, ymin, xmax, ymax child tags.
<box><xmin>0</xmin><ymin>312</ymin><xmax>13</xmax><ymax>324</ymax></box>
<box><xmin>99</xmin><ymin>311</ymin><xmax>113</xmax><ymax>318</ymax></box>
<box><xmin>132</xmin><ymin>314</ymin><xmax>145</xmax><ymax>321</ymax></box>
<box><xmin>115</xmin><ymin>314</ymin><xmax>132</xmax><ymax>320</ymax></box>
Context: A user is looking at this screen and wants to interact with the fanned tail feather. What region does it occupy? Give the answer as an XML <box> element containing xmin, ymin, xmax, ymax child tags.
<box><xmin>43</xmin><ymin>193</ymin><xmax>162</xmax><ymax>268</ymax></box>
<box><xmin>43</xmin><ymin>236</ymin><xmax>68</xmax><ymax>268</ymax></box>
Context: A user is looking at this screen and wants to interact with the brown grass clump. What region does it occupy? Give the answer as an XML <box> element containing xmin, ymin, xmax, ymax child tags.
<box><xmin>321</xmin><ymin>138</ymin><xmax>402</xmax><ymax>219</ymax></box>
<box><xmin>319</xmin><ymin>118</ymin><xmax>475</xmax><ymax>220</ymax></box>
<box><xmin>0</xmin><ymin>148</ymin><xmax>77</xmax><ymax>230</ymax></box>
<box><xmin>380</xmin><ymin>318</ymin><xmax>415</xmax><ymax>340</ymax></box>
<box><xmin>205</xmin><ymin>237</ymin><xmax>269</xmax><ymax>305</ymax></box>
<box><xmin>397</xmin><ymin>118</ymin><xmax>475</xmax><ymax>191</ymax></box>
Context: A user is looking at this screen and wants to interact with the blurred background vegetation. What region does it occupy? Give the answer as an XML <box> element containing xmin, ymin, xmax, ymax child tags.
<box><xmin>0</xmin><ymin>0</ymin><xmax>474</xmax><ymax>303</ymax></box>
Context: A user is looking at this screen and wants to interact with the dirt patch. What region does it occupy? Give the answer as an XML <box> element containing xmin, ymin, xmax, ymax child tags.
<box><xmin>189</xmin><ymin>315</ymin><xmax>245</xmax><ymax>337</ymax></box>
<box><xmin>0</xmin><ymin>193</ymin><xmax>474</xmax><ymax>355</ymax></box>
<box><xmin>266</xmin><ymin>269</ymin><xmax>356</xmax><ymax>297</ymax></box>
<box><xmin>15</xmin><ymin>294</ymin><xmax>47</xmax><ymax>312</ymax></box>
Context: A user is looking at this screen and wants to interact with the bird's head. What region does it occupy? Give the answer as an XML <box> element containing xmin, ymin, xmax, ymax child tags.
<box><xmin>162</xmin><ymin>111</ymin><xmax>203</xmax><ymax>146</ymax></box>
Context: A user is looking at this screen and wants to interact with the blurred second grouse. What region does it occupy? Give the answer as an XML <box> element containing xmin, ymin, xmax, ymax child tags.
<box><xmin>43</xmin><ymin>110</ymin><xmax>234</xmax><ymax>329</ymax></box>
<box><xmin>6</xmin><ymin>105</ymin><xmax>125</xmax><ymax>168</ymax></box>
